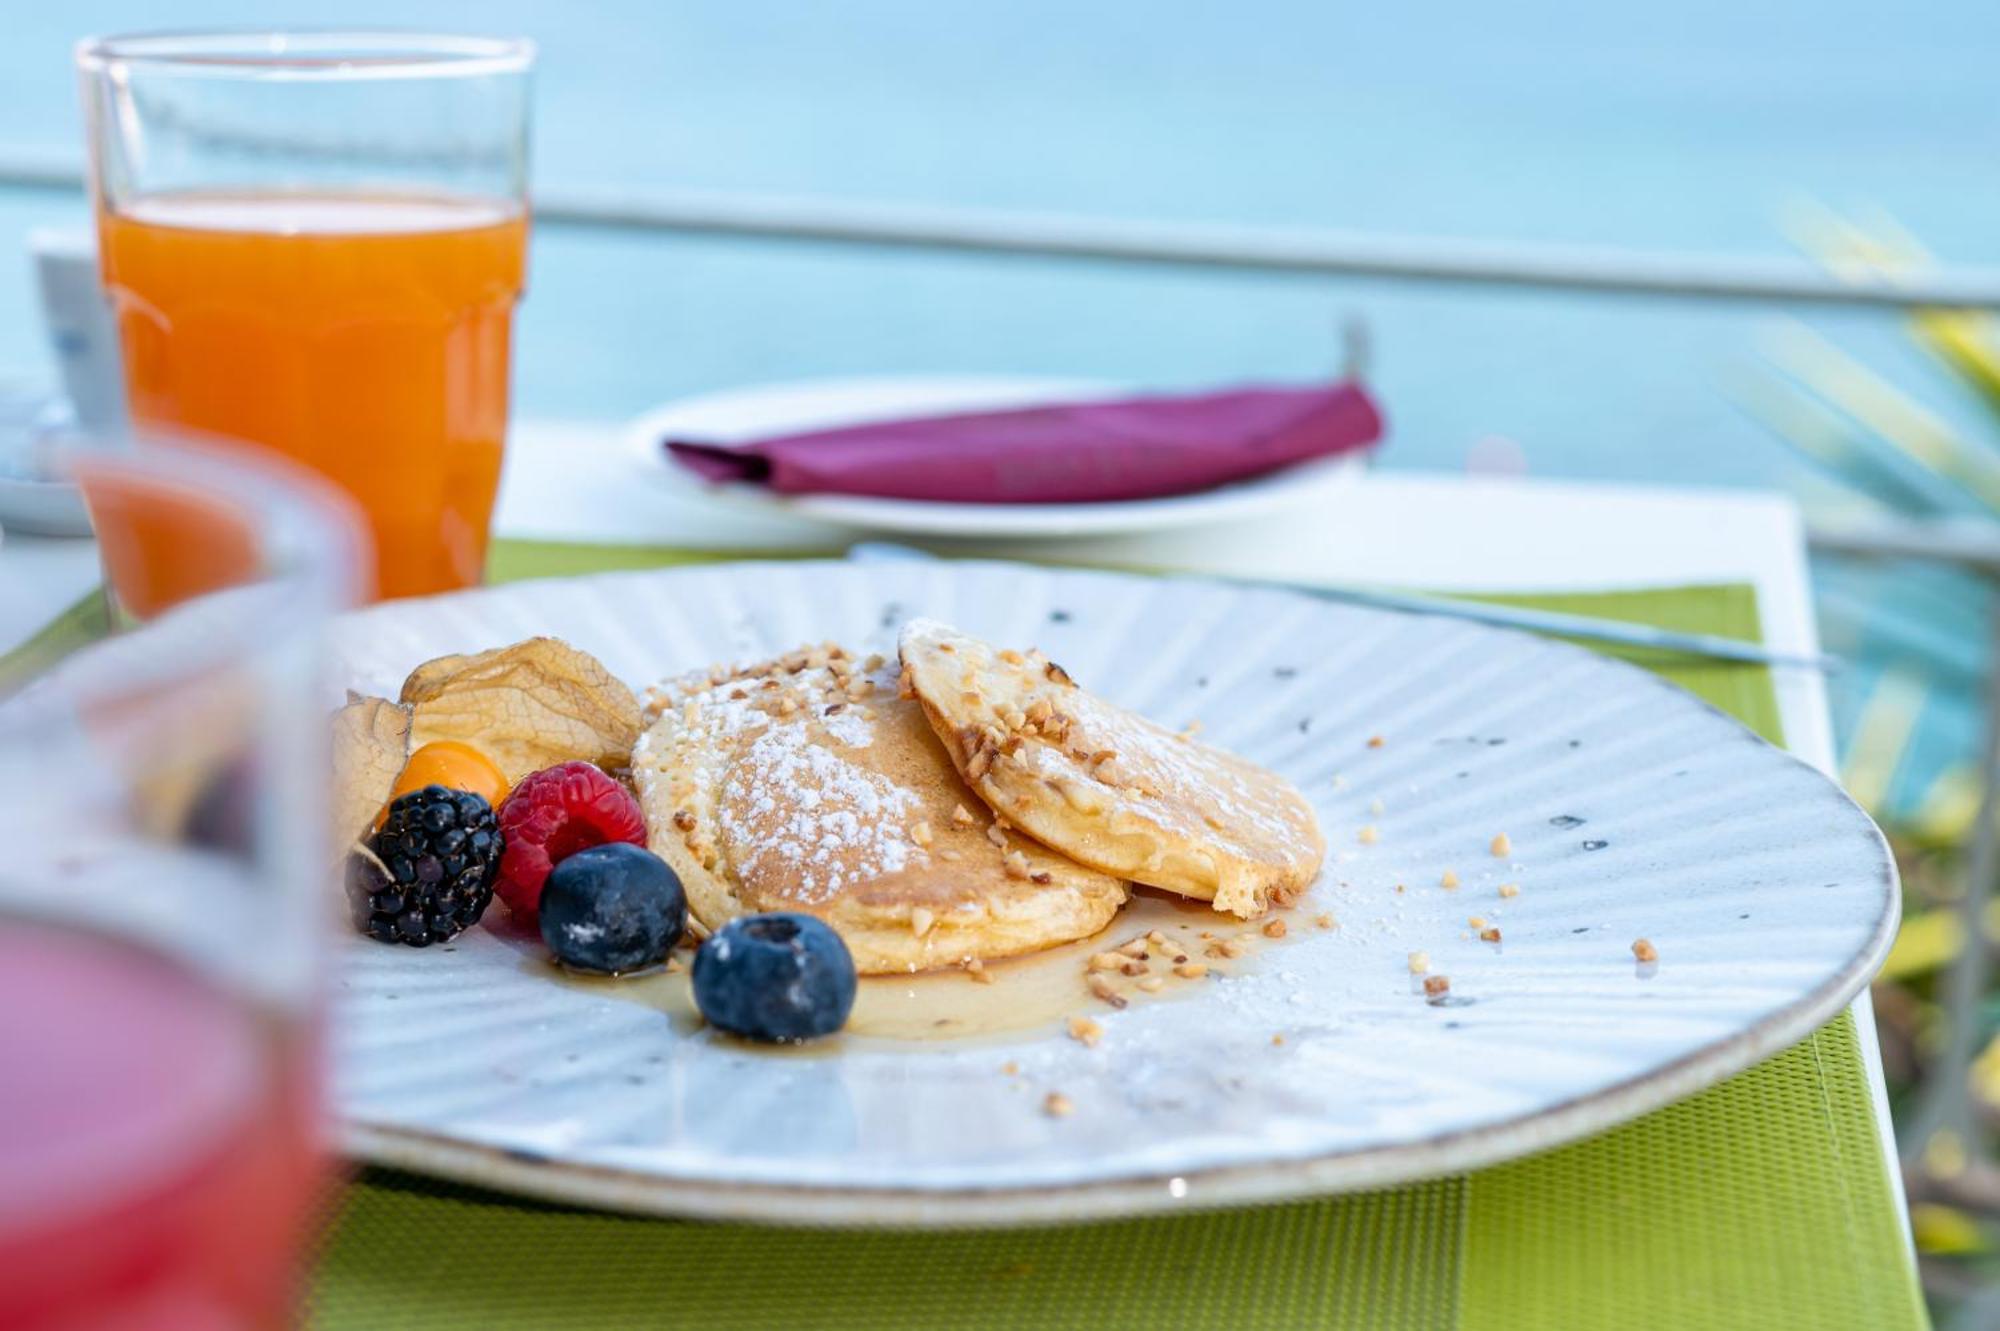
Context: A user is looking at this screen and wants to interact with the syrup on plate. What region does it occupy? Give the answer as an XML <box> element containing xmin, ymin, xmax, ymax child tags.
<box><xmin>538</xmin><ymin>887</ymin><xmax>1292</xmax><ymax>1050</ymax></box>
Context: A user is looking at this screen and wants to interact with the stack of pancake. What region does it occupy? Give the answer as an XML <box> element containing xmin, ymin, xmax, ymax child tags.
<box><xmin>632</xmin><ymin>619</ymin><xmax>1324</xmax><ymax>975</ymax></box>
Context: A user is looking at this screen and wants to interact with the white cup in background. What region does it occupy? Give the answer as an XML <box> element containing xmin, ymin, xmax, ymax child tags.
<box><xmin>30</xmin><ymin>228</ymin><xmax>125</xmax><ymax>432</ymax></box>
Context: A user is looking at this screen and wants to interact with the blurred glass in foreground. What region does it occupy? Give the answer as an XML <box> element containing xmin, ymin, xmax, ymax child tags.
<box><xmin>0</xmin><ymin>441</ymin><xmax>358</xmax><ymax>1328</ymax></box>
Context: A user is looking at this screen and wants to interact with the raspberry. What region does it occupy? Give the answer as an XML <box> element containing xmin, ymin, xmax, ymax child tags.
<box><xmin>494</xmin><ymin>761</ymin><xmax>647</xmax><ymax>920</ymax></box>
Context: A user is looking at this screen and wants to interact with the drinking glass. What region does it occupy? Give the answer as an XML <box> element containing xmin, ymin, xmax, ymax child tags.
<box><xmin>77</xmin><ymin>30</ymin><xmax>534</xmax><ymax>604</ymax></box>
<box><xmin>0</xmin><ymin>440</ymin><xmax>358</xmax><ymax>1328</ymax></box>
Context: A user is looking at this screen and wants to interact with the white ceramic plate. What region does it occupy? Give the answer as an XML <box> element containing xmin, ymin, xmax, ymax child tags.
<box><xmin>327</xmin><ymin>560</ymin><xmax>1896</xmax><ymax>1226</ymax></box>
<box><xmin>624</xmin><ymin>376</ymin><xmax>1369</xmax><ymax>539</ymax></box>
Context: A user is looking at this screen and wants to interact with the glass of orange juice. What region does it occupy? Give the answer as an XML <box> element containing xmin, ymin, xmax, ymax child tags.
<box><xmin>77</xmin><ymin>31</ymin><xmax>533</xmax><ymax>604</ymax></box>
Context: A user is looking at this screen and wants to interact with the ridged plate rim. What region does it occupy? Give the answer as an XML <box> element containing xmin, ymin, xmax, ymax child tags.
<box><xmin>331</xmin><ymin>559</ymin><xmax>1898</xmax><ymax>1228</ymax></box>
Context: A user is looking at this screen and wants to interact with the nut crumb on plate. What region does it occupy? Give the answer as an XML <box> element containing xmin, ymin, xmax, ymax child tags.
<box><xmin>1632</xmin><ymin>938</ymin><xmax>1658</xmax><ymax>963</ymax></box>
<box><xmin>1066</xmin><ymin>1016</ymin><xmax>1103</xmax><ymax>1047</ymax></box>
<box><xmin>1440</xmin><ymin>870</ymin><xmax>1460</xmax><ymax>890</ymax></box>
<box><xmin>1407</xmin><ymin>950</ymin><xmax>1430</xmax><ymax>974</ymax></box>
<box><xmin>1043</xmin><ymin>1091</ymin><xmax>1074</xmax><ymax>1118</ymax></box>
<box><xmin>1423</xmin><ymin>974</ymin><xmax>1450</xmax><ymax>997</ymax></box>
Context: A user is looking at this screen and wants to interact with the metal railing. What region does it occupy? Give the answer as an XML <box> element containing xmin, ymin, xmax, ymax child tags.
<box><xmin>7</xmin><ymin>146</ymin><xmax>2000</xmax><ymax>311</ymax></box>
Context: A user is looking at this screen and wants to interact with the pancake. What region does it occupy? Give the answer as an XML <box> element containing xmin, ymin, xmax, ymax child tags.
<box><xmin>632</xmin><ymin>643</ymin><xmax>1127</xmax><ymax>975</ymax></box>
<box><xmin>898</xmin><ymin>619</ymin><xmax>1324</xmax><ymax>918</ymax></box>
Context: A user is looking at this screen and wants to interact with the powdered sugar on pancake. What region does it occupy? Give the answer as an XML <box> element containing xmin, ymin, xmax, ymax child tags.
<box><xmin>632</xmin><ymin>641</ymin><xmax>1128</xmax><ymax>972</ymax></box>
<box><xmin>637</xmin><ymin>654</ymin><xmax>921</xmax><ymax>904</ymax></box>
<box><xmin>722</xmin><ymin>703</ymin><xmax>919</xmax><ymax>898</ymax></box>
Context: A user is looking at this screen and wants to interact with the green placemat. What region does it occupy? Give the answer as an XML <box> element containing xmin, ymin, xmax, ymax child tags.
<box><xmin>0</xmin><ymin>540</ymin><xmax>1922</xmax><ymax>1329</ymax></box>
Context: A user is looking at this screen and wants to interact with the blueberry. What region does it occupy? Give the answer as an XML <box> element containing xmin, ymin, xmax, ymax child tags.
<box><xmin>692</xmin><ymin>913</ymin><xmax>856</xmax><ymax>1043</ymax></box>
<box><xmin>538</xmin><ymin>843</ymin><xmax>687</xmax><ymax>974</ymax></box>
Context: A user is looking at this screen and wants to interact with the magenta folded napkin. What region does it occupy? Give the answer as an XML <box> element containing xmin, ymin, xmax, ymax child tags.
<box><xmin>664</xmin><ymin>380</ymin><xmax>1384</xmax><ymax>504</ymax></box>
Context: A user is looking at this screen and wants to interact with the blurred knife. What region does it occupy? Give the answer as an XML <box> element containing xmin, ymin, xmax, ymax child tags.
<box><xmin>848</xmin><ymin>542</ymin><xmax>1836</xmax><ymax>672</ymax></box>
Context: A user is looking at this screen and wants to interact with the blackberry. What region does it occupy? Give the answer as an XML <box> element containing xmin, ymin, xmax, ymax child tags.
<box><xmin>353</xmin><ymin>786</ymin><xmax>504</xmax><ymax>947</ymax></box>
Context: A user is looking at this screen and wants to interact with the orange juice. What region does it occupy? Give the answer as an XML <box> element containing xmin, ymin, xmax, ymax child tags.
<box><xmin>99</xmin><ymin>191</ymin><xmax>528</xmax><ymax>601</ymax></box>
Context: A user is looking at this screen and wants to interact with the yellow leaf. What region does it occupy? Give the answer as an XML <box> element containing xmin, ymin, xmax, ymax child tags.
<box><xmin>1913</xmin><ymin>1202</ymin><xmax>1988</xmax><ymax>1256</ymax></box>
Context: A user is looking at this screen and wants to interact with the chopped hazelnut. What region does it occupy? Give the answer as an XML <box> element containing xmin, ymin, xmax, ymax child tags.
<box><xmin>1004</xmin><ymin>850</ymin><xmax>1032</xmax><ymax>880</ymax></box>
<box><xmin>910</xmin><ymin>907</ymin><xmax>936</xmax><ymax>937</ymax></box>
<box><xmin>1490</xmin><ymin>832</ymin><xmax>1512</xmax><ymax>858</ymax></box>
<box><xmin>1498</xmin><ymin>883</ymin><xmax>1520</xmax><ymax>899</ymax></box>
<box><xmin>1088</xmin><ymin>951</ymin><xmax>1126</xmax><ymax>972</ymax></box>
<box><xmin>1262</xmin><ymin>918</ymin><xmax>1289</xmax><ymax>939</ymax></box>
<box><xmin>1043</xmin><ymin>1091</ymin><xmax>1074</xmax><ymax>1118</ymax></box>
<box><xmin>1358</xmin><ymin>825</ymin><xmax>1380</xmax><ymax>845</ymax></box>
<box><xmin>951</xmin><ymin>803</ymin><xmax>977</xmax><ymax>827</ymax></box>
<box><xmin>1174</xmin><ymin>961</ymin><xmax>1209</xmax><ymax>980</ymax></box>
<box><xmin>908</xmin><ymin>821</ymin><xmax>934</xmax><ymax>848</ymax></box>
<box><xmin>1367</xmin><ymin>735</ymin><xmax>1385</xmax><ymax>749</ymax></box>
<box><xmin>1136</xmin><ymin>976</ymin><xmax>1165</xmax><ymax>993</ymax></box>
<box><xmin>1315</xmin><ymin>913</ymin><xmax>1337</xmax><ymax>930</ymax></box>
<box><xmin>1632</xmin><ymin>938</ymin><xmax>1658</xmax><ymax>963</ymax></box>
<box><xmin>966</xmin><ymin>746</ymin><xmax>994</xmax><ymax>782</ymax></box>
<box><xmin>1087</xmin><ymin>974</ymin><xmax>1128</xmax><ymax>1007</ymax></box>
<box><xmin>1066</xmin><ymin>1016</ymin><xmax>1103</xmax><ymax>1047</ymax></box>
<box><xmin>1480</xmin><ymin>927</ymin><xmax>1503</xmax><ymax>943</ymax></box>
<box><xmin>1468</xmin><ymin>916</ymin><xmax>1487</xmax><ymax>931</ymax></box>
<box><xmin>1440</xmin><ymin>870</ymin><xmax>1460</xmax><ymax>890</ymax></box>
<box><xmin>1423</xmin><ymin>975</ymin><xmax>1450</xmax><ymax>998</ymax></box>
